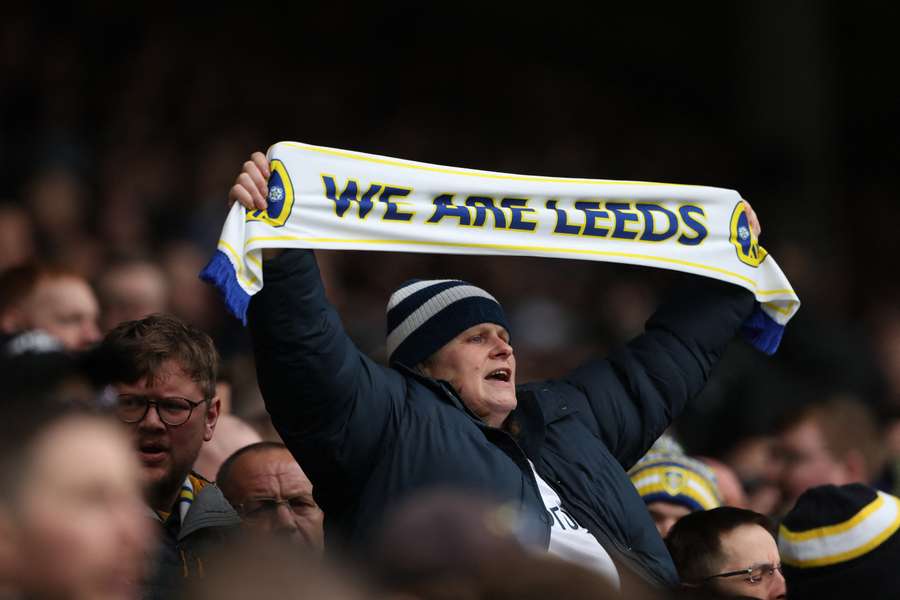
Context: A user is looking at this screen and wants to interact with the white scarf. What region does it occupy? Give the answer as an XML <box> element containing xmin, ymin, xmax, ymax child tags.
<box><xmin>202</xmin><ymin>141</ymin><xmax>799</xmax><ymax>353</ymax></box>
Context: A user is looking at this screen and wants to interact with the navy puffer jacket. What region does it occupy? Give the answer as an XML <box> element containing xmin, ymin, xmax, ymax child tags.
<box><xmin>248</xmin><ymin>250</ymin><xmax>754</xmax><ymax>588</ymax></box>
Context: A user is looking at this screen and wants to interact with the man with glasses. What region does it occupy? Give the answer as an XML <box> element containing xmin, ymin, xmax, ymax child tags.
<box><xmin>665</xmin><ymin>506</ymin><xmax>785</xmax><ymax>599</ymax></box>
<box><xmin>98</xmin><ymin>314</ymin><xmax>241</xmax><ymax>600</ymax></box>
<box><xmin>217</xmin><ymin>442</ymin><xmax>324</xmax><ymax>553</ymax></box>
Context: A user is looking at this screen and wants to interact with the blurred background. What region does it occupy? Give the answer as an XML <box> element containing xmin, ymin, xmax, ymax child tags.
<box><xmin>2</xmin><ymin>2</ymin><xmax>898</xmax><ymax>501</ymax></box>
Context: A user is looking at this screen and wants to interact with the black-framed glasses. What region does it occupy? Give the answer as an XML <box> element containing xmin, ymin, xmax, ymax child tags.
<box><xmin>115</xmin><ymin>395</ymin><xmax>205</xmax><ymax>427</ymax></box>
<box><xmin>235</xmin><ymin>497</ymin><xmax>316</xmax><ymax>520</ymax></box>
<box><xmin>704</xmin><ymin>563</ymin><xmax>782</xmax><ymax>585</ymax></box>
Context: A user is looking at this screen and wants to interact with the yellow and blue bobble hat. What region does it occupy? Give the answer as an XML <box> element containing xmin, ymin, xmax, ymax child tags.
<box><xmin>779</xmin><ymin>484</ymin><xmax>900</xmax><ymax>599</ymax></box>
<box><xmin>628</xmin><ymin>453</ymin><xmax>722</xmax><ymax>513</ymax></box>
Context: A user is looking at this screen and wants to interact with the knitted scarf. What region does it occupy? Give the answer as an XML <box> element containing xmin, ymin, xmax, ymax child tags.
<box><xmin>201</xmin><ymin>142</ymin><xmax>799</xmax><ymax>353</ymax></box>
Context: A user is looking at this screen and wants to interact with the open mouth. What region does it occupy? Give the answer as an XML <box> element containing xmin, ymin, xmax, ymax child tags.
<box><xmin>485</xmin><ymin>368</ymin><xmax>511</xmax><ymax>383</ymax></box>
<box><xmin>138</xmin><ymin>441</ymin><xmax>168</xmax><ymax>463</ymax></box>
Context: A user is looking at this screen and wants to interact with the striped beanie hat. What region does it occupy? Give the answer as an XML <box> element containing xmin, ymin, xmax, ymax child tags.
<box><xmin>629</xmin><ymin>452</ymin><xmax>722</xmax><ymax>513</ymax></box>
<box><xmin>779</xmin><ymin>484</ymin><xmax>900</xmax><ymax>598</ymax></box>
<box><xmin>386</xmin><ymin>279</ymin><xmax>509</xmax><ymax>368</ymax></box>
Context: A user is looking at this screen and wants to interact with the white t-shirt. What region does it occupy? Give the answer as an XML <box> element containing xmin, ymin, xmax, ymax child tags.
<box><xmin>530</xmin><ymin>462</ymin><xmax>620</xmax><ymax>588</ymax></box>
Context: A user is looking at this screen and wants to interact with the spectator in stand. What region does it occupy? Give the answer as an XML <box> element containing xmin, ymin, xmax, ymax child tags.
<box><xmin>629</xmin><ymin>450</ymin><xmax>722</xmax><ymax>538</ymax></box>
<box><xmin>226</xmin><ymin>153</ymin><xmax>762</xmax><ymax>591</ymax></box>
<box><xmin>666</xmin><ymin>507</ymin><xmax>785</xmax><ymax>599</ymax></box>
<box><xmin>97</xmin><ymin>314</ymin><xmax>240</xmax><ymax>600</ymax></box>
<box><xmin>193</xmin><ymin>414</ymin><xmax>262</xmax><ymax>481</ymax></box>
<box><xmin>0</xmin><ymin>357</ymin><xmax>152</xmax><ymax>600</ymax></box>
<box><xmin>187</xmin><ymin>537</ymin><xmax>370</xmax><ymax>600</ymax></box>
<box><xmin>217</xmin><ymin>442</ymin><xmax>324</xmax><ymax>553</ymax></box>
<box><xmin>96</xmin><ymin>259</ymin><xmax>170</xmax><ymax>332</ymax></box>
<box><xmin>371</xmin><ymin>489</ymin><xmax>628</xmax><ymax>600</ymax></box>
<box><xmin>775</xmin><ymin>395</ymin><xmax>886</xmax><ymax>515</ymax></box>
<box><xmin>725</xmin><ymin>435</ymin><xmax>783</xmax><ymax>517</ymax></box>
<box><xmin>1</xmin><ymin>337</ymin><xmax>99</xmax><ymax>407</ymax></box>
<box><xmin>778</xmin><ymin>483</ymin><xmax>900</xmax><ymax>598</ymax></box>
<box><xmin>0</xmin><ymin>203</ymin><xmax>35</xmax><ymax>271</ymax></box>
<box><xmin>0</xmin><ymin>261</ymin><xmax>101</xmax><ymax>350</ymax></box>
<box><xmin>698</xmin><ymin>457</ymin><xmax>749</xmax><ymax>509</ymax></box>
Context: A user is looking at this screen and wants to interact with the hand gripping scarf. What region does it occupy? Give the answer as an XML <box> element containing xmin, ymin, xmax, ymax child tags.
<box><xmin>201</xmin><ymin>141</ymin><xmax>799</xmax><ymax>354</ymax></box>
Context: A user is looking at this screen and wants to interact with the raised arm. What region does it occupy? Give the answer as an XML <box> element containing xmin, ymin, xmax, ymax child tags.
<box><xmin>555</xmin><ymin>278</ymin><xmax>755</xmax><ymax>469</ymax></box>
<box><xmin>233</xmin><ymin>155</ymin><xmax>406</xmax><ymax>509</ymax></box>
<box><xmin>545</xmin><ymin>201</ymin><xmax>761</xmax><ymax>469</ymax></box>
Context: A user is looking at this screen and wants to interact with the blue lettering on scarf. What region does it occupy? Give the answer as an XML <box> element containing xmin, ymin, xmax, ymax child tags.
<box><xmin>574</xmin><ymin>201</ymin><xmax>611</xmax><ymax>237</ymax></box>
<box><xmin>677</xmin><ymin>205</ymin><xmax>708</xmax><ymax>245</ymax></box>
<box><xmin>501</xmin><ymin>198</ymin><xmax>537</xmax><ymax>231</ymax></box>
<box><xmin>322</xmin><ymin>175</ymin><xmax>380</xmax><ymax>218</ymax></box>
<box><xmin>379</xmin><ymin>186</ymin><xmax>415</xmax><ymax>221</ymax></box>
<box><xmin>427</xmin><ymin>194</ymin><xmax>471</xmax><ymax>225</ymax></box>
<box><xmin>636</xmin><ymin>204</ymin><xmax>679</xmax><ymax>242</ymax></box>
<box><xmin>466</xmin><ymin>196</ymin><xmax>508</xmax><ymax>228</ymax></box>
<box><xmin>547</xmin><ymin>200</ymin><xmax>581</xmax><ymax>234</ymax></box>
<box><xmin>608</xmin><ymin>202</ymin><xmax>641</xmax><ymax>240</ymax></box>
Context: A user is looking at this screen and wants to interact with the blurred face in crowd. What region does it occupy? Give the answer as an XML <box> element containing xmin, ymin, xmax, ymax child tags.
<box><xmin>224</xmin><ymin>448</ymin><xmax>324</xmax><ymax>552</ymax></box>
<box><xmin>115</xmin><ymin>360</ymin><xmax>220</xmax><ymax>512</ymax></box>
<box><xmin>193</xmin><ymin>414</ymin><xmax>262</xmax><ymax>481</ymax></box>
<box><xmin>726</xmin><ymin>436</ymin><xmax>783</xmax><ymax>516</ymax></box>
<box><xmin>701</xmin><ymin>458</ymin><xmax>749</xmax><ymax>508</ymax></box>
<box><xmin>777</xmin><ymin>417</ymin><xmax>863</xmax><ymax>511</ymax></box>
<box><xmin>2</xmin><ymin>275</ymin><xmax>101</xmax><ymax>350</ymax></box>
<box><xmin>0</xmin><ymin>205</ymin><xmax>35</xmax><ymax>271</ymax></box>
<box><xmin>421</xmin><ymin>323</ymin><xmax>516</xmax><ymax>428</ymax></box>
<box><xmin>98</xmin><ymin>263</ymin><xmax>169</xmax><ymax>332</ymax></box>
<box><xmin>708</xmin><ymin>524</ymin><xmax>785</xmax><ymax>600</ymax></box>
<box><xmin>1</xmin><ymin>416</ymin><xmax>152</xmax><ymax>600</ymax></box>
<box><xmin>646</xmin><ymin>501</ymin><xmax>691</xmax><ymax>538</ymax></box>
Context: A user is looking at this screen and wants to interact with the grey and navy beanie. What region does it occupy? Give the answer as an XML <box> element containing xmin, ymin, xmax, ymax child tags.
<box><xmin>386</xmin><ymin>279</ymin><xmax>509</xmax><ymax>368</ymax></box>
<box><xmin>779</xmin><ymin>483</ymin><xmax>900</xmax><ymax>598</ymax></box>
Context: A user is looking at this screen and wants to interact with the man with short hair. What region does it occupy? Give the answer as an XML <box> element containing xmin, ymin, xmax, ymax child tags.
<box><xmin>776</xmin><ymin>395</ymin><xmax>885</xmax><ymax>514</ymax></box>
<box><xmin>98</xmin><ymin>314</ymin><xmax>240</xmax><ymax>600</ymax></box>
<box><xmin>666</xmin><ymin>507</ymin><xmax>786</xmax><ymax>599</ymax></box>
<box><xmin>0</xmin><ymin>261</ymin><xmax>101</xmax><ymax>350</ymax></box>
<box><xmin>193</xmin><ymin>414</ymin><xmax>263</xmax><ymax>481</ymax></box>
<box><xmin>225</xmin><ymin>153</ymin><xmax>761</xmax><ymax>590</ymax></box>
<box><xmin>217</xmin><ymin>442</ymin><xmax>324</xmax><ymax>553</ymax></box>
<box><xmin>96</xmin><ymin>259</ymin><xmax>170</xmax><ymax>332</ymax></box>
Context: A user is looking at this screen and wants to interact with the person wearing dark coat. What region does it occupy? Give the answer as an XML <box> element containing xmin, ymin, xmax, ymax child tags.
<box><xmin>230</xmin><ymin>153</ymin><xmax>758</xmax><ymax>591</ymax></box>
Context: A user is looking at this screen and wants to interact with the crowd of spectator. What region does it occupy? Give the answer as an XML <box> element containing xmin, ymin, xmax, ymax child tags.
<box><xmin>4</xmin><ymin>272</ymin><xmax>900</xmax><ymax>599</ymax></box>
<box><xmin>3</xmin><ymin>5</ymin><xmax>900</xmax><ymax>600</ymax></box>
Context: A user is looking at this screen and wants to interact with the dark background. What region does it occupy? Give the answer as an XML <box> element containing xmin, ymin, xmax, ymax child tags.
<box><xmin>2</xmin><ymin>1</ymin><xmax>898</xmax><ymax>455</ymax></box>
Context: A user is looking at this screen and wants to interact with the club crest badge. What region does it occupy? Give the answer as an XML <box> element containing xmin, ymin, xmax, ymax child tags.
<box><xmin>664</xmin><ymin>470</ymin><xmax>685</xmax><ymax>496</ymax></box>
<box><xmin>245</xmin><ymin>159</ymin><xmax>295</xmax><ymax>227</ymax></box>
<box><xmin>730</xmin><ymin>202</ymin><xmax>768</xmax><ymax>267</ymax></box>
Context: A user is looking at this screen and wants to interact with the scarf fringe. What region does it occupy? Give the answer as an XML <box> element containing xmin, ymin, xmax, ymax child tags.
<box><xmin>741</xmin><ymin>305</ymin><xmax>785</xmax><ymax>355</ymax></box>
<box><xmin>199</xmin><ymin>250</ymin><xmax>251</xmax><ymax>324</ymax></box>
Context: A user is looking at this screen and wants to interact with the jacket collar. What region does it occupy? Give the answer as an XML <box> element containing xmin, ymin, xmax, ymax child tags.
<box><xmin>394</xmin><ymin>362</ymin><xmax>483</xmax><ymax>422</ymax></box>
<box><xmin>502</xmin><ymin>386</ymin><xmax>576</xmax><ymax>459</ymax></box>
<box><xmin>395</xmin><ymin>363</ymin><xmax>569</xmax><ymax>460</ymax></box>
<box><xmin>177</xmin><ymin>481</ymin><xmax>241</xmax><ymax>541</ymax></box>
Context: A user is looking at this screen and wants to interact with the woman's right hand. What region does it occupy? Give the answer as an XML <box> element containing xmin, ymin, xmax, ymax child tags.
<box><xmin>228</xmin><ymin>151</ymin><xmax>270</xmax><ymax>211</ymax></box>
<box><xmin>229</xmin><ymin>151</ymin><xmax>283</xmax><ymax>260</ymax></box>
